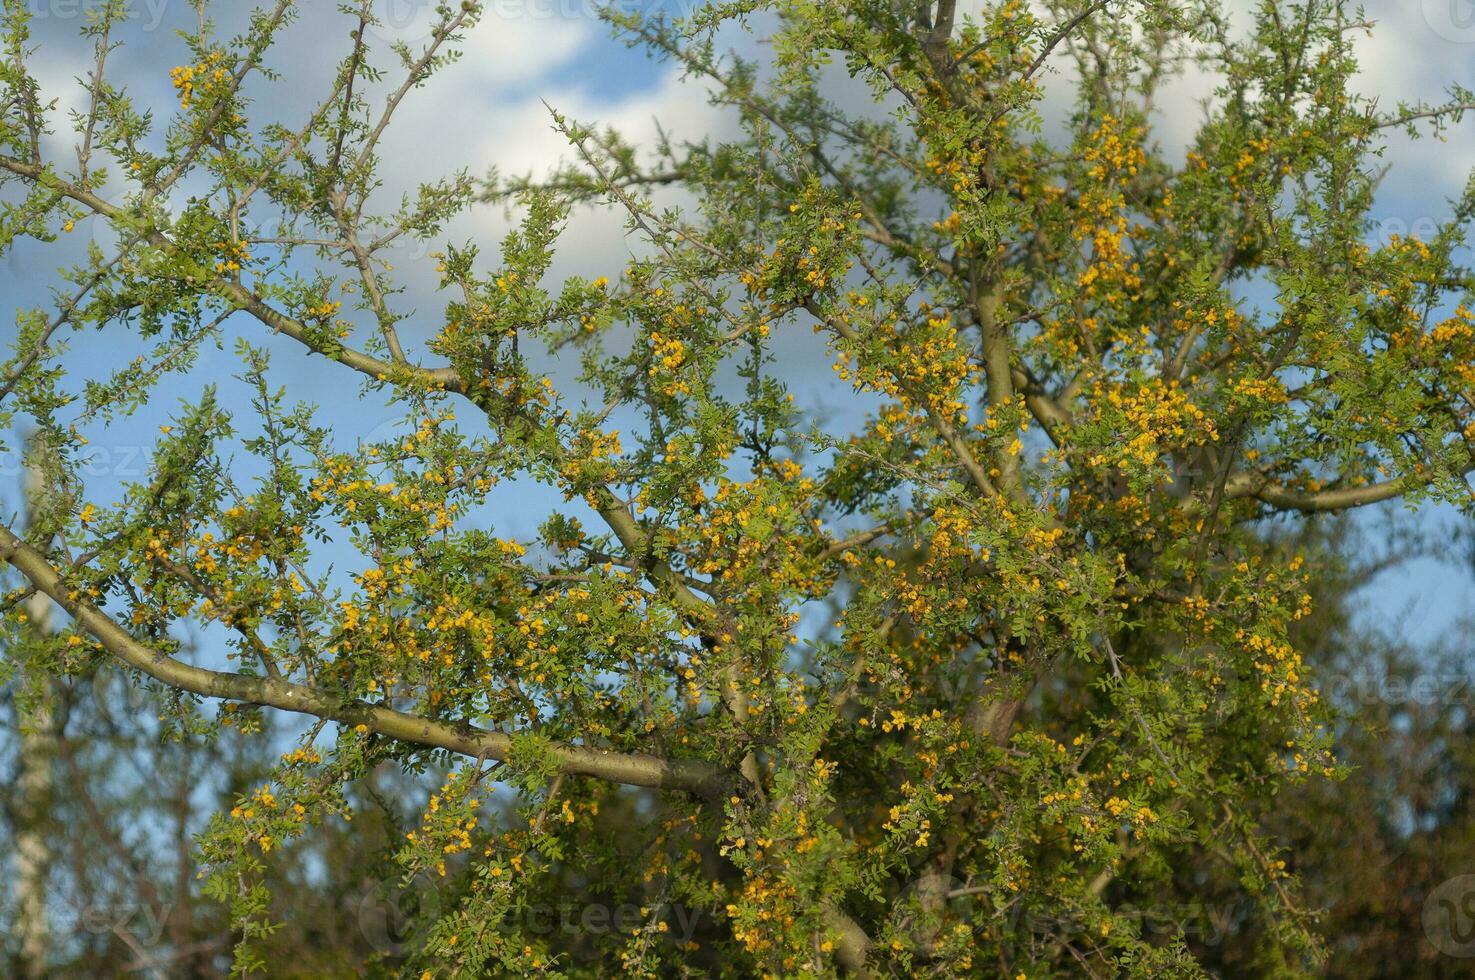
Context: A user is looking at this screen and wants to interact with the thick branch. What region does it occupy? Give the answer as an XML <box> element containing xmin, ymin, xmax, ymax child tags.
<box><xmin>1209</xmin><ymin>460</ymin><xmax>1475</xmax><ymax>513</ymax></box>
<box><xmin>0</xmin><ymin>524</ymin><xmax>732</xmax><ymax>798</ymax></box>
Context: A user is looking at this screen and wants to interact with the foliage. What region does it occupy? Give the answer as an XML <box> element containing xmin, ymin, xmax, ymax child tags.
<box><xmin>2</xmin><ymin>0</ymin><xmax>1474</xmax><ymax>976</ymax></box>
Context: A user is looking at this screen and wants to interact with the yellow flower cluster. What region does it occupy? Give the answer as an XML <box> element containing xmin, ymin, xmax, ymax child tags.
<box><xmin>649</xmin><ymin>330</ymin><xmax>686</xmax><ymax>374</ymax></box>
<box><xmin>1242</xmin><ymin>632</ymin><xmax>1306</xmax><ymax>708</ymax></box>
<box><xmin>834</xmin><ymin>306</ymin><xmax>977</xmax><ymax>424</ymax></box>
<box><xmin>1082</xmin><ymin>115</ymin><xmax>1146</xmax><ymax>182</ymax></box>
<box><xmin>1229</xmin><ymin>375</ymin><xmax>1288</xmax><ymax>405</ymax></box>
<box><xmin>687</xmin><ymin>462</ymin><xmax>815</xmax><ymax>589</ymax></box>
<box><xmin>1428</xmin><ymin>305</ymin><xmax>1475</xmax><ymax>376</ymax></box>
<box><xmin>209</xmin><ymin>238</ymin><xmax>252</xmax><ymax>275</ymax></box>
<box><xmin>1090</xmin><ymin>378</ymin><xmax>1218</xmax><ymax>470</ymax></box>
<box><xmin>170</xmin><ymin>51</ymin><xmax>228</xmax><ymax>109</ymax></box>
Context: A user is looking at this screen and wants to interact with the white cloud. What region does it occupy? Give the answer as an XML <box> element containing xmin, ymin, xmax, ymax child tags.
<box><xmin>457</xmin><ymin>4</ymin><xmax>595</xmax><ymax>83</ymax></box>
<box><xmin>354</xmin><ymin>0</ymin><xmax>594</xmax><ymax>81</ymax></box>
<box><xmin>32</xmin><ymin>52</ymin><xmax>93</xmax><ymax>165</ymax></box>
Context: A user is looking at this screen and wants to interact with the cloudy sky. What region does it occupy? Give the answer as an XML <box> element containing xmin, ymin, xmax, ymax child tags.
<box><xmin>4</xmin><ymin>0</ymin><xmax>1473</xmax><ymax>651</ymax></box>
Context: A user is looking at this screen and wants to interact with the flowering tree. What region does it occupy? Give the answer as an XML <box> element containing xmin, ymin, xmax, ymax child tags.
<box><xmin>2</xmin><ymin>0</ymin><xmax>1474</xmax><ymax>975</ymax></box>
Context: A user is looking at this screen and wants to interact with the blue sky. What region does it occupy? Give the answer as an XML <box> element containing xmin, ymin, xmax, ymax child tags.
<box><xmin>2</xmin><ymin>0</ymin><xmax>1473</xmax><ymax>658</ymax></box>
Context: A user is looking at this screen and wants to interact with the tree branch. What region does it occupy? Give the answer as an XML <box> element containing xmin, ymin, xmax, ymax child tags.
<box><xmin>1209</xmin><ymin>460</ymin><xmax>1475</xmax><ymax>513</ymax></box>
<box><xmin>0</xmin><ymin>524</ymin><xmax>732</xmax><ymax>798</ymax></box>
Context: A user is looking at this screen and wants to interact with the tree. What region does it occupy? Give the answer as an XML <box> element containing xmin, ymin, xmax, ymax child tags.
<box><xmin>2</xmin><ymin>0</ymin><xmax>1474</xmax><ymax>975</ymax></box>
<box><xmin>1273</xmin><ymin>582</ymin><xmax>1475</xmax><ymax>980</ymax></box>
<box><xmin>10</xmin><ymin>435</ymin><xmax>63</xmax><ymax>979</ymax></box>
<box><xmin>1105</xmin><ymin>511</ymin><xmax>1475</xmax><ymax>977</ymax></box>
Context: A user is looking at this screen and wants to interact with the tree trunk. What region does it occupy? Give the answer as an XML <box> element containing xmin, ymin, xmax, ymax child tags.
<box><xmin>14</xmin><ymin>444</ymin><xmax>58</xmax><ymax>979</ymax></box>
